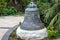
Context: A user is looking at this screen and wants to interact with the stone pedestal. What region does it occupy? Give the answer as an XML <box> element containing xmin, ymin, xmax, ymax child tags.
<box><xmin>16</xmin><ymin>27</ymin><xmax>47</xmax><ymax>40</ymax></box>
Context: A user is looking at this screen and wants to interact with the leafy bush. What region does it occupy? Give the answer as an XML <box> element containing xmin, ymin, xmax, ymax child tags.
<box><xmin>0</xmin><ymin>0</ymin><xmax>7</xmax><ymax>7</ymax></box>
<box><xmin>47</xmin><ymin>26</ymin><xmax>57</xmax><ymax>38</ymax></box>
<box><xmin>0</xmin><ymin>7</ymin><xmax>15</xmax><ymax>16</ymax></box>
<box><xmin>0</xmin><ymin>7</ymin><xmax>23</xmax><ymax>16</ymax></box>
<box><xmin>44</xmin><ymin>3</ymin><xmax>60</xmax><ymax>38</ymax></box>
<box><xmin>47</xmin><ymin>26</ymin><xmax>60</xmax><ymax>38</ymax></box>
<box><xmin>35</xmin><ymin>0</ymin><xmax>60</xmax><ymax>38</ymax></box>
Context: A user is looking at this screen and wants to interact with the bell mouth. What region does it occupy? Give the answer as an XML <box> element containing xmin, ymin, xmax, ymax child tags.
<box><xmin>19</xmin><ymin>26</ymin><xmax>46</xmax><ymax>31</ymax></box>
<box><xmin>20</xmin><ymin>21</ymin><xmax>45</xmax><ymax>30</ymax></box>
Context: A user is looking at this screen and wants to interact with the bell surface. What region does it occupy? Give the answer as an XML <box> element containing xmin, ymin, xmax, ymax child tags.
<box><xmin>20</xmin><ymin>2</ymin><xmax>45</xmax><ymax>30</ymax></box>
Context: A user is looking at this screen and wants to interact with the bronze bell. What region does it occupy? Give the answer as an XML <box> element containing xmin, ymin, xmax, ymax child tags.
<box><xmin>20</xmin><ymin>2</ymin><xmax>45</xmax><ymax>30</ymax></box>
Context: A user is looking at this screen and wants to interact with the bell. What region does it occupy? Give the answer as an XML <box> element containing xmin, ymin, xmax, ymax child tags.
<box><xmin>16</xmin><ymin>1</ymin><xmax>48</xmax><ymax>40</ymax></box>
<box><xmin>20</xmin><ymin>2</ymin><xmax>45</xmax><ymax>30</ymax></box>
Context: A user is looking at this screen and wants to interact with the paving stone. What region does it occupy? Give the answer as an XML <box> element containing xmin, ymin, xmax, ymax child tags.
<box><xmin>0</xmin><ymin>29</ymin><xmax>8</xmax><ymax>40</ymax></box>
<box><xmin>0</xmin><ymin>16</ymin><xmax>24</xmax><ymax>40</ymax></box>
<box><xmin>0</xmin><ymin>16</ymin><xmax>24</xmax><ymax>27</ymax></box>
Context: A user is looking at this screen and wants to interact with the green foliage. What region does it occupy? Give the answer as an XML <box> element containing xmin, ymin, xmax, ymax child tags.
<box><xmin>0</xmin><ymin>7</ymin><xmax>23</xmax><ymax>16</ymax></box>
<box><xmin>47</xmin><ymin>13</ymin><xmax>60</xmax><ymax>38</ymax></box>
<box><xmin>36</xmin><ymin>0</ymin><xmax>50</xmax><ymax>15</ymax></box>
<box><xmin>49</xmin><ymin>14</ymin><xmax>58</xmax><ymax>26</ymax></box>
<box><xmin>47</xmin><ymin>26</ymin><xmax>57</xmax><ymax>38</ymax></box>
<box><xmin>0</xmin><ymin>7</ymin><xmax>16</xmax><ymax>16</ymax></box>
<box><xmin>47</xmin><ymin>26</ymin><xmax>60</xmax><ymax>38</ymax></box>
<box><xmin>44</xmin><ymin>4</ymin><xmax>57</xmax><ymax>24</ymax></box>
<box><xmin>45</xmin><ymin>4</ymin><xmax>60</xmax><ymax>38</ymax></box>
<box><xmin>0</xmin><ymin>0</ymin><xmax>7</xmax><ymax>7</ymax></box>
<box><xmin>0</xmin><ymin>0</ymin><xmax>24</xmax><ymax>16</ymax></box>
<box><xmin>18</xmin><ymin>0</ymin><xmax>30</xmax><ymax>9</ymax></box>
<box><xmin>40</xmin><ymin>0</ymin><xmax>60</xmax><ymax>38</ymax></box>
<box><xmin>54</xmin><ymin>13</ymin><xmax>60</xmax><ymax>32</ymax></box>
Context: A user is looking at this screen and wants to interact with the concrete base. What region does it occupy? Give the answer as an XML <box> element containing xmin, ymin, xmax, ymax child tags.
<box><xmin>16</xmin><ymin>27</ymin><xmax>48</xmax><ymax>40</ymax></box>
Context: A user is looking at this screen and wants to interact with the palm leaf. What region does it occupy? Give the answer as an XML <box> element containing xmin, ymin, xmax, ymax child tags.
<box><xmin>49</xmin><ymin>14</ymin><xmax>58</xmax><ymax>26</ymax></box>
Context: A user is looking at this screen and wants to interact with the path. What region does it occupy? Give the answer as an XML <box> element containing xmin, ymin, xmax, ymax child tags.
<box><xmin>0</xmin><ymin>16</ymin><xmax>24</xmax><ymax>40</ymax></box>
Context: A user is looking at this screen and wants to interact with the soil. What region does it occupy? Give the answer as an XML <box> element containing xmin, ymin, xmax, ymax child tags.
<box><xmin>9</xmin><ymin>32</ymin><xmax>22</xmax><ymax>40</ymax></box>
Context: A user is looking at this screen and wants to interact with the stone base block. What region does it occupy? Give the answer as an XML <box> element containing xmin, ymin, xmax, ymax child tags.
<box><xmin>16</xmin><ymin>27</ymin><xmax>48</xmax><ymax>40</ymax></box>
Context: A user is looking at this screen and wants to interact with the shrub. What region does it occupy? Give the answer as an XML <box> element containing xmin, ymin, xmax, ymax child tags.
<box><xmin>47</xmin><ymin>26</ymin><xmax>57</xmax><ymax>38</ymax></box>
<box><xmin>0</xmin><ymin>7</ymin><xmax>23</xmax><ymax>16</ymax></box>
